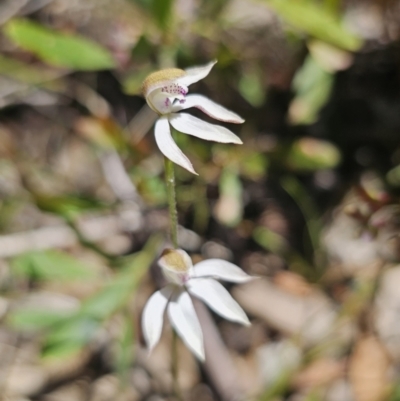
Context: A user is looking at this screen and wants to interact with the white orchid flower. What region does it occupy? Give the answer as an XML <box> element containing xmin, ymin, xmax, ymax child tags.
<box><xmin>142</xmin><ymin>61</ymin><xmax>244</xmax><ymax>175</ymax></box>
<box><xmin>142</xmin><ymin>248</ymin><xmax>253</xmax><ymax>361</ymax></box>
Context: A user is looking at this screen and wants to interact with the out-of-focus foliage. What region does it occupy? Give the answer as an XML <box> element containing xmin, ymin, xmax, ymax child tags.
<box><xmin>238</xmin><ymin>68</ymin><xmax>265</xmax><ymax>107</ymax></box>
<box><xmin>4</xmin><ymin>19</ymin><xmax>116</xmax><ymax>70</ymax></box>
<box><xmin>214</xmin><ymin>167</ymin><xmax>243</xmax><ymax>227</ymax></box>
<box><xmin>134</xmin><ymin>0</ymin><xmax>175</xmax><ymax>31</ymax></box>
<box><xmin>285</xmin><ymin>137</ymin><xmax>341</xmax><ymax>171</ymax></box>
<box><xmin>11</xmin><ymin>249</ymin><xmax>96</xmax><ymax>282</ymax></box>
<box><xmin>9</xmin><ymin>235</ymin><xmax>161</xmax><ymax>360</ymax></box>
<box><xmin>289</xmin><ymin>56</ymin><xmax>334</xmax><ymax>124</ymax></box>
<box><xmin>261</xmin><ymin>0</ymin><xmax>362</xmax><ymax>50</ymax></box>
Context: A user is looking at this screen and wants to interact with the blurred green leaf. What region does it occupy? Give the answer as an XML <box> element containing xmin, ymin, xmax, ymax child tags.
<box><xmin>135</xmin><ymin>168</ymin><xmax>167</xmax><ymax>206</ymax></box>
<box><xmin>9</xmin><ymin>235</ymin><xmax>160</xmax><ymax>361</ymax></box>
<box><xmin>289</xmin><ymin>56</ymin><xmax>334</xmax><ymax>124</ymax></box>
<box><xmin>281</xmin><ymin>175</ymin><xmax>321</xmax><ymax>254</ymax></box>
<box><xmin>387</xmin><ymin>164</ymin><xmax>400</xmax><ymax>187</ymax></box>
<box><xmin>82</xmin><ymin>237</ymin><xmax>161</xmax><ymax>320</ymax></box>
<box><xmin>81</xmin><ymin>276</ymin><xmax>133</xmax><ymax>319</ymax></box>
<box><xmin>35</xmin><ymin>194</ymin><xmax>105</xmax><ymax>220</ymax></box>
<box><xmin>238</xmin><ymin>69</ymin><xmax>265</xmax><ymax>107</ymax></box>
<box><xmin>261</xmin><ymin>0</ymin><xmax>362</xmax><ymax>51</ymax></box>
<box><xmin>214</xmin><ymin>168</ymin><xmax>243</xmax><ymax>227</ymax></box>
<box><xmin>42</xmin><ymin>316</ymin><xmax>100</xmax><ymax>359</ymax></box>
<box><xmin>42</xmin><ymin>235</ymin><xmax>160</xmax><ymax>359</ymax></box>
<box><xmin>134</xmin><ymin>0</ymin><xmax>174</xmax><ymax>30</ymax></box>
<box><xmin>4</xmin><ymin>19</ymin><xmax>115</xmax><ymax>70</ymax></box>
<box><xmin>115</xmin><ymin>316</ymin><xmax>135</xmax><ymax>382</ymax></box>
<box><xmin>389</xmin><ymin>383</ymin><xmax>400</xmax><ymax>401</ymax></box>
<box><xmin>285</xmin><ymin>137</ymin><xmax>341</xmax><ymax>171</ymax></box>
<box><xmin>8</xmin><ymin>308</ymin><xmax>72</xmax><ymax>331</ymax></box>
<box><xmin>0</xmin><ymin>55</ymin><xmax>63</xmax><ymax>84</ymax></box>
<box><xmin>11</xmin><ymin>250</ymin><xmax>95</xmax><ymax>282</ymax></box>
<box><xmin>253</xmin><ymin>226</ymin><xmax>289</xmax><ymax>254</ymax></box>
<box><xmin>242</xmin><ymin>152</ymin><xmax>269</xmax><ymax>180</ymax></box>
<box><xmin>259</xmin><ymin>370</ymin><xmax>293</xmax><ymax>401</ymax></box>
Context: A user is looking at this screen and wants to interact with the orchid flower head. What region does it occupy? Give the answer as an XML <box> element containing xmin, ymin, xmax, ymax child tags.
<box><xmin>141</xmin><ymin>248</ymin><xmax>254</xmax><ymax>361</ymax></box>
<box><xmin>142</xmin><ymin>61</ymin><xmax>244</xmax><ymax>175</ymax></box>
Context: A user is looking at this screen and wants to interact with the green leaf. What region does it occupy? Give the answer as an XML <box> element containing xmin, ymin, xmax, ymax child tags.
<box><xmin>387</xmin><ymin>165</ymin><xmax>400</xmax><ymax>187</ymax></box>
<box><xmin>134</xmin><ymin>0</ymin><xmax>174</xmax><ymax>30</ymax></box>
<box><xmin>81</xmin><ymin>277</ymin><xmax>133</xmax><ymax>319</ymax></box>
<box><xmin>42</xmin><ymin>316</ymin><xmax>100</xmax><ymax>359</ymax></box>
<box><xmin>253</xmin><ymin>226</ymin><xmax>289</xmax><ymax>254</ymax></box>
<box><xmin>241</xmin><ymin>152</ymin><xmax>269</xmax><ymax>180</ymax></box>
<box><xmin>8</xmin><ymin>308</ymin><xmax>72</xmax><ymax>331</ymax></box>
<box><xmin>214</xmin><ymin>168</ymin><xmax>243</xmax><ymax>227</ymax></box>
<box><xmin>41</xmin><ymin>237</ymin><xmax>161</xmax><ymax>359</ymax></box>
<box><xmin>11</xmin><ymin>250</ymin><xmax>95</xmax><ymax>282</ymax></box>
<box><xmin>35</xmin><ymin>194</ymin><xmax>105</xmax><ymax>220</ymax></box>
<box><xmin>289</xmin><ymin>56</ymin><xmax>334</xmax><ymax>124</ymax></box>
<box><xmin>81</xmin><ymin>235</ymin><xmax>162</xmax><ymax>320</ymax></box>
<box><xmin>260</xmin><ymin>0</ymin><xmax>362</xmax><ymax>51</ymax></box>
<box><xmin>4</xmin><ymin>19</ymin><xmax>115</xmax><ymax>70</ymax></box>
<box><xmin>285</xmin><ymin>137</ymin><xmax>341</xmax><ymax>171</ymax></box>
<box><xmin>115</xmin><ymin>317</ymin><xmax>135</xmax><ymax>383</ymax></box>
<box><xmin>0</xmin><ymin>55</ymin><xmax>62</xmax><ymax>84</ymax></box>
<box><xmin>238</xmin><ymin>69</ymin><xmax>265</xmax><ymax>107</ymax></box>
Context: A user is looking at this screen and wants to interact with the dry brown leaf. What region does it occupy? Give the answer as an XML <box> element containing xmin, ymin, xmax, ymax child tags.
<box><xmin>293</xmin><ymin>358</ymin><xmax>344</xmax><ymax>390</ymax></box>
<box><xmin>349</xmin><ymin>335</ymin><xmax>391</xmax><ymax>401</ymax></box>
<box><xmin>273</xmin><ymin>271</ymin><xmax>313</xmax><ymax>297</ymax></box>
<box><xmin>233</xmin><ymin>278</ymin><xmax>336</xmax><ymax>346</ymax></box>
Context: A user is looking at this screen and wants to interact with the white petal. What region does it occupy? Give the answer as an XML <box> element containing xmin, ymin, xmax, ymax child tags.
<box><xmin>172</xmin><ymin>94</ymin><xmax>244</xmax><ymax>124</ymax></box>
<box><xmin>188</xmin><ymin>278</ymin><xmax>250</xmax><ymax>326</ymax></box>
<box><xmin>169</xmin><ymin>113</ymin><xmax>242</xmax><ymax>144</ymax></box>
<box><xmin>142</xmin><ymin>285</ymin><xmax>175</xmax><ymax>352</ymax></box>
<box><xmin>190</xmin><ymin>259</ymin><xmax>254</xmax><ymax>283</ymax></box>
<box><xmin>176</xmin><ymin>60</ymin><xmax>217</xmax><ymax>87</ymax></box>
<box><xmin>154</xmin><ymin>117</ymin><xmax>197</xmax><ymax>175</ymax></box>
<box><xmin>168</xmin><ymin>290</ymin><xmax>205</xmax><ymax>361</ymax></box>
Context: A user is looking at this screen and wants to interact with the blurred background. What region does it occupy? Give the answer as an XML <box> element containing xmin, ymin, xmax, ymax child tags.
<box><xmin>0</xmin><ymin>0</ymin><xmax>400</xmax><ymax>400</ymax></box>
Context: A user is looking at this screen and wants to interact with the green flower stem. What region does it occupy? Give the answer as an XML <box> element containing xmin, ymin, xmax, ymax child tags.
<box><xmin>164</xmin><ymin>145</ymin><xmax>182</xmax><ymax>400</ymax></box>
<box><xmin>164</xmin><ymin>156</ymin><xmax>179</xmax><ymax>249</ymax></box>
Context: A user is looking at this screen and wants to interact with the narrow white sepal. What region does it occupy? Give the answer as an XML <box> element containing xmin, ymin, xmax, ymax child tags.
<box><xmin>176</xmin><ymin>60</ymin><xmax>217</xmax><ymax>87</ymax></box>
<box><xmin>169</xmin><ymin>113</ymin><xmax>242</xmax><ymax>144</ymax></box>
<box><xmin>154</xmin><ymin>117</ymin><xmax>197</xmax><ymax>175</ymax></box>
<box><xmin>172</xmin><ymin>94</ymin><xmax>244</xmax><ymax>124</ymax></box>
<box><xmin>190</xmin><ymin>259</ymin><xmax>254</xmax><ymax>283</ymax></box>
<box><xmin>188</xmin><ymin>278</ymin><xmax>251</xmax><ymax>326</ymax></box>
<box><xmin>142</xmin><ymin>285</ymin><xmax>175</xmax><ymax>352</ymax></box>
<box><xmin>168</xmin><ymin>290</ymin><xmax>205</xmax><ymax>361</ymax></box>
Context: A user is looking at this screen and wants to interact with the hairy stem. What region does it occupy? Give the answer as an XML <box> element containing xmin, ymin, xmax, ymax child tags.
<box><xmin>164</xmin><ymin>154</ymin><xmax>182</xmax><ymax>399</ymax></box>
<box><xmin>164</xmin><ymin>156</ymin><xmax>179</xmax><ymax>249</ymax></box>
